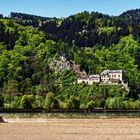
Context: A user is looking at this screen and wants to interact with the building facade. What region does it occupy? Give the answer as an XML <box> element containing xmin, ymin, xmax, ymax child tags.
<box><xmin>77</xmin><ymin>70</ymin><xmax>124</xmax><ymax>85</ymax></box>
<box><xmin>77</xmin><ymin>74</ymin><xmax>100</xmax><ymax>85</ymax></box>
<box><xmin>100</xmin><ymin>70</ymin><xmax>123</xmax><ymax>84</ymax></box>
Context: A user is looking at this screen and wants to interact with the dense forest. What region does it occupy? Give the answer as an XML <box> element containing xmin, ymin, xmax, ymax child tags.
<box><xmin>1</xmin><ymin>9</ymin><xmax>140</xmax><ymax>111</ymax></box>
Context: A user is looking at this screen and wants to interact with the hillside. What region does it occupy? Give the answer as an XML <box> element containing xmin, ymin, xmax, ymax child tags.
<box><xmin>119</xmin><ymin>9</ymin><xmax>140</xmax><ymax>24</ymax></box>
<box><xmin>0</xmin><ymin>9</ymin><xmax>140</xmax><ymax>110</ymax></box>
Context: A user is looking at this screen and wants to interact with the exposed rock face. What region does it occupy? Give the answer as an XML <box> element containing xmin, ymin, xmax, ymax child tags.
<box><xmin>49</xmin><ymin>56</ymin><xmax>71</xmax><ymax>73</ymax></box>
<box><xmin>49</xmin><ymin>55</ymin><xmax>87</xmax><ymax>78</ymax></box>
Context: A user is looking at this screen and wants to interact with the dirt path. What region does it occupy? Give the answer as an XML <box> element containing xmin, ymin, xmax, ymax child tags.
<box><xmin>1</xmin><ymin>118</ymin><xmax>140</xmax><ymax>140</ymax></box>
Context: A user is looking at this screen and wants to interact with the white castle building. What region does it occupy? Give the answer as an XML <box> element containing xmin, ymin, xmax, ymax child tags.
<box><xmin>77</xmin><ymin>70</ymin><xmax>127</xmax><ymax>86</ymax></box>
<box><xmin>100</xmin><ymin>70</ymin><xmax>123</xmax><ymax>84</ymax></box>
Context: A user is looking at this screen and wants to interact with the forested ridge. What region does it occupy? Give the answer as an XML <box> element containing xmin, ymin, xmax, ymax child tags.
<box><xmin>1</xmin><ymin>9</ymin><xmax>140</xmax><ymax>111</ymax></box>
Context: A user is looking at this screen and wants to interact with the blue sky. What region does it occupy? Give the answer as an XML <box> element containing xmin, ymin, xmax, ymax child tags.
<box><xmin>1</xmin><ymin>0</ymin><xmax>140</xmax><ymax>17</ymax></box>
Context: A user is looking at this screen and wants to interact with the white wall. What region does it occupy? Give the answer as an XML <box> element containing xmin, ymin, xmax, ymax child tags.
<box><xmin>108</xmin><ymin>72</ymin><xmax>123</xmax><ymax>81</ymax></box>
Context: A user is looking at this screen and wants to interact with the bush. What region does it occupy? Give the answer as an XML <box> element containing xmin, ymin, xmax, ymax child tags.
<box><xmin>20</xmin><ymin>95</ymin><xmax>35</xmax><ymax>109</ymax></box>
<box><xmin>43</xmin><ymin>92</ymin><xmax>55</xmax><ymax>111</ymax></box>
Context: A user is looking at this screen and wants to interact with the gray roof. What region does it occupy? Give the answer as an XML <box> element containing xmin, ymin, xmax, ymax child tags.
<box><xmin>109</xmin><ymin>70</ymin><xmax>123</xmax><ymax>73</ymax></box>
<box><xmin>101</xmin><ymin>70</ymin><xmax>122</xmax><ymax>75</ymax></box>
<box><xmin>101</xmin><ymin>70</ymin><xmax>110</xmax><ymax>75</ymax></box>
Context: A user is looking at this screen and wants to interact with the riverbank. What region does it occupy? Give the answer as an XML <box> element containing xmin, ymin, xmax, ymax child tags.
<box><xmin>1</xmin><ymin>112</ymin><xmax>140</xmax><ymax>119</ymax></box>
